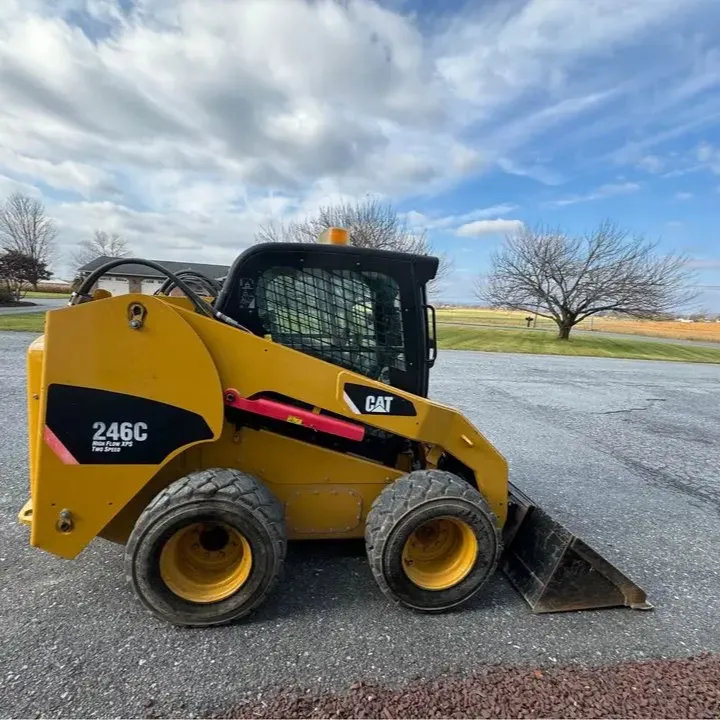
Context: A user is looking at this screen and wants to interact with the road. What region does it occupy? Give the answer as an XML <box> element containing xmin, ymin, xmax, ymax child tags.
<box><xmin>1</xmin><ymin>331</ymin><xmax>719</xmax><ymax>718</ymax></box>
<box><xmin>0</xmin><ymin>298</ymin><xmax>67</xmax><ymax>315</ymax></box>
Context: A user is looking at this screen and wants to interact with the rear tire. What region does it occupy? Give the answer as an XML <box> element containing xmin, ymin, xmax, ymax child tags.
<box><xmin>125</xmin><ymin>468</ymin><xmax>286</xmax><ymax>627</ymax></box>
<box><xmin>365</xmin><ymin>469</ymin><xmax>502</xmax><ymax>612</ymax></box>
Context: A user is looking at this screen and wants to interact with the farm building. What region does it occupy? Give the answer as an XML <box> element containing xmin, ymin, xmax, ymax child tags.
<box><xmin>76</xmin><ymin>256</ymin><xmax>231</xmax><ymax>296</ymax></box>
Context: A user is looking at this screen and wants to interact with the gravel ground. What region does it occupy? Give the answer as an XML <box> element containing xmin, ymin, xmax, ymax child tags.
<box><xmin>226</xmin><ymin>654</ymin><xmax>720</xmax><ymax>719</ymax></box>
<box><xmin>1</xmin><ymin>331</ymin><xmax>720</xmax><ymax>718</ymax></box>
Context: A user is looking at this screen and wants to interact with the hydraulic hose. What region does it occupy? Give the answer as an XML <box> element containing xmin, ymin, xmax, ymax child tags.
<box><xmin>156</xmin><ymin>269</ymin><xmax>222</xmax><ymax>298</ymax></box>
<box><xmin>72</xmin><ymin>258</ymin><xmax>246</xmax><ymax>330</ymax></box>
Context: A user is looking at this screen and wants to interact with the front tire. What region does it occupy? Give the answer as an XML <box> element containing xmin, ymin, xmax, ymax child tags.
<box><xmin>365</xmin><ymin>470</ymin><xmax>502</xmax><ymax>612</ymax></box>
<box><xmin>125</xmin><ymin>468</ymin><xmax>286</xmax><ymax>627</ymax></box>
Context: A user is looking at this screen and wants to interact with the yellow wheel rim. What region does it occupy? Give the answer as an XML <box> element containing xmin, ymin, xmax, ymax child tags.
<box><xmin>402</xmin><ymin>517</ymin><xmax>478</xmax><ymax>591</ymax></box>
<box><xmin>159</xmin><ymin>521</ymin><xmax>252</xmax><ymax>603</ymax></box>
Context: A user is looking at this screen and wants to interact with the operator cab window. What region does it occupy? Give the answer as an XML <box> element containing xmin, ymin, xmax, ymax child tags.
<box><xmin>255</xmin><ymin>266</ymin><xmax>406</xmax><ymax>385</ymax></box>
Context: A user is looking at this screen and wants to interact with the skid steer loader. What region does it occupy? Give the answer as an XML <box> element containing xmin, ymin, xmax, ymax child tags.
<box><xmin>17</xmin><ymin>228</ymin><xmax>652</xmax><ymax>626</ymax></box>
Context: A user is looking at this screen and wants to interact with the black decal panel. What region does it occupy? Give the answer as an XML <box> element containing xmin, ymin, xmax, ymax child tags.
<box><xmin>343</xmin><ymin>383</ymin><xmax>417</xmax><ymax>417</ymax></box>
<box><xmin>45</xmin><ymin>384</ymin><xmax>213</xmax><ymax>465</ymax></box>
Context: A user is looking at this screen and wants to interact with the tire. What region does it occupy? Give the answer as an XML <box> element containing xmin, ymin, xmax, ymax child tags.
<box><xmin>365</xmin><ymin>469</ymin><xmax>502</xmax><ymax>612</ymax></box>
<box><xmin>125</xmin><ymin>468</ymin><xmax>286</xmax><ymax>627</ymax></box>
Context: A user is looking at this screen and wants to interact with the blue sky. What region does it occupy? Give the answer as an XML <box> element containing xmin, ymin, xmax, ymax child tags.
<box><xmin>0</xmin><ymin>0</ymin><xmax>719</xmax><ymax>308</ymax></box>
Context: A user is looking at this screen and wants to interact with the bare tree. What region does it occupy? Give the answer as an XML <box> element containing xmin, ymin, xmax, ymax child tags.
<box><xmin>0</xmin><ymin>192</ymin><xmax>57</xmax><ymax>269</ymax></box>
<box><xmin>71</xmin><ymin>230</ymin><xmax>130</xmax><ymax>272</ymax></box>
<box><xmin>476</xmin><ymin>220</ymin><xmax>697</xmax><ymax>340</ymax></box>
<box><xmin>256</xmin><ymin>197</ymin><xmax>451</xmax><ymax>293</ymax></box>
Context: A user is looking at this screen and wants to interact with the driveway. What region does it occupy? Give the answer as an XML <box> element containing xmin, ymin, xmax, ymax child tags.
<box><xmin>1</xmin><ymin>331</ymin><xmax>719</xmax><ymax>717</ymax></box>
<box><xmin>0</xmin><ymin>298</ymin><xmax>67</xmax><ymax>315</ymax></box>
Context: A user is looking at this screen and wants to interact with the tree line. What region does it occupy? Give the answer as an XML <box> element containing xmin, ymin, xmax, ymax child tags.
<box><xmin>0</xmin><ymin>192</ymin><xmax>130</xmax><ymax>303</ymax></box>
<box><xmin>0</xmin><ymin>190</ymin><xmax>696</xmax><ymax>341</ymax></box>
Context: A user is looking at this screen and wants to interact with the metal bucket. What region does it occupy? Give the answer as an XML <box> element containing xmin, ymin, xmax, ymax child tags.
<box><xmin>501</xmin><ymin>483</ymin><xmax>653</xmax><ymax>613</ymax></box>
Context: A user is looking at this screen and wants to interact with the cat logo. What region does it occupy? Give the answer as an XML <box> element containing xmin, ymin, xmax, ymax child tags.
<box><xmin>365</xmin><ymin>395</ymin><xmax>394</xmax><ymax>413</ymax></box>
<box><xmin>343</xmin><ymin>383</ymin><xmax>417</xmax><ymax>417</ymax></box>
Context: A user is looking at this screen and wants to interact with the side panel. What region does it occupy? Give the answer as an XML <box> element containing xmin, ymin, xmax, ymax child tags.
<box><xmin>99</xmin><ymin>427</ymin><xmax>405</xmax><ymax>544</ymax></box>
<box><xmin>202</xmin><ymin>428</ymin><xmax>405</xmax><ymax>538</ymax></box>
<box><xmin>45</xmin><ymin>384</ymin><xmax>213</xmax><ymax>465</ymax></box>
<box><xmin>30</xmin><ymin>295</ymin><xmax>224</xmax><ymax>558</ymax></box>
<box><xmin>178</xmin><ymin>308</ymin><xmax>509</xmax><ymax>524</ymax></box>
<box><xmin>26</xmin><ymin>334</ymin><xmax>45</xmax><ymax>490</ymax></box>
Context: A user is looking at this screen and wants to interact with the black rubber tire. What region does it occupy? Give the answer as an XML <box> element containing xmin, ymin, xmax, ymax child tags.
<box><xmin>125</xmin><ymin>468</ymin><xmax>286</xmax><ymax>627</ymax></box>
<box><xmin>365</xmin><ymin>469</ymin><xmax>502</xmax><ymax>612</ymax></box>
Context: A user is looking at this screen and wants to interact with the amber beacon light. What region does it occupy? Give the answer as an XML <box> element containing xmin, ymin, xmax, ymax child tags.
<box><xmin>318</xmin><ymin>227</ymin><xmax>350</xmax><ymax>245</ymax></box>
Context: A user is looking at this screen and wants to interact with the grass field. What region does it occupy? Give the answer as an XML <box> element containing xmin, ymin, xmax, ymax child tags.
<box><xmin>3</xmin><ymin>311</ymin><xmax>720</xmax><ymax>364</ymax></box>
<box><xmin>437</xmin><ymin>307</ymin><xmax>720</xmax><ymax>343</ymax></box>
<box><xmin>437</xmin><ymin>325</ymin><xmax>720</xmax><ymax>364</ymax></box>
<box><xmin>24</xmin><ymin>291</ymin><xmax>72</xmax><ymax>299</ymax></box>
<box><xmin>0</xmin><ymin>314</ymin><xmax>46</xmax><ymax>332</ymax></box>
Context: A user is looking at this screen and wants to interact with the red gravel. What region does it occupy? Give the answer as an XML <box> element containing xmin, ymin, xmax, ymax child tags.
<box><xmin>224</xmin><ymin>654</ymin><xmax>719</xmax><ymax>719</ymax></box>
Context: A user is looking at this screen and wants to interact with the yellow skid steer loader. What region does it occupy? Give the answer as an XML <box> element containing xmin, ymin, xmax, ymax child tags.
<box><xmin>17</xmin><ymin>229</ymin><xmax>652</xmax><ymax>626</ymax></box>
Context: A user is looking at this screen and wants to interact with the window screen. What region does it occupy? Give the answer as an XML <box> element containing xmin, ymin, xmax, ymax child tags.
<box><xmin>255</xmin><ymin>266</ymin><xmax>406</xmax><ymax>383</ymax></box>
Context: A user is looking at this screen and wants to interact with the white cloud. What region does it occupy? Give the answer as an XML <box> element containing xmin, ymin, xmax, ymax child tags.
<box><xmin>489</xmin><ymin>90</ymin><xmax>624</xmax><ymax>160</ymax></box>
<box><xmin>0</xmin><ymin>173</ymin><xmax>41</xmax><ymax>198</ymax></box>
<box><xmin>661</xmin><ymin>164</ymin><xmax>705</xmax><ymax>179</ymax></box>
<box><xmin>407</xmin><ymin>204</ymin><xmax>519</xmax><ymax>231</ymax></box>
<box><xmin>547</xmin><ymin>182</ymin><xmax>641</xmax><ymax>207</ymax></box>
<box><xmin>649</xmin><ymin>139</ymin><xmax>720</xmax><ymax>179</ymax></box>
<box><xmin>637</xmin><ymin>155</ymin><xmax>664</xmax><ymax>173</ymax></box>
<box><xmin>434</xmin><ymin>0</ymin><xmax>695</xmax><ymax>110</ymax></box>
<box><xmin>496</xmin><ymin>157</ymin><xmax>564</xmax><ymax>186</ymax></box>
<box><xmin>611</xmin><ymin>89</ymin><xmax>720</xmax><ymax>167</ymax></box>
<box><xmin>697</xmin><ymin>142</ymin><xmax>720</xmax><ymax>174</ymax></box>
<box><xmin>0</xmin><ymin>0</ymin><xmax>468</xmax><ymax>273</ymax></box>
<box><xmin>675</xmin><ymin>191</ymin><xmax>694</xmax><ymax>200</ymax></box>
<box><xmin>53</xmin><ymin>199</ymin><xmax>264</xmax><ymax>268</ymax></box>
<box><xmin>688</xmin><ymin>258</ymin><xmax>720</xmax><ymax>269</ymax></box>
<box><xmin>456</xmin><ymin>219</ymin><xmax>524</xmax><ymax>237</ymax></box>
<box><xmin>0</xmin><ymin>0</ymin><xmax>717</xmax><ymax>275</ymax></box>
<box><xmin>405</xmin><ymin>210</ymin><xmax>430</xmax><ymax>227</ymax></box>
<box><xmin>432</xmin><ymin>0</ymin><xmax>716</xmax><ymax>170</ymax></box>
<box><xmin>0</xmin><ymin>147</ymin><xmax>115</xmax><ymax>196</ymax></box>
<box><xmin>0</xmin><ymin>0</ymin><xmax>460</xmax><ymax>195</ymax></box>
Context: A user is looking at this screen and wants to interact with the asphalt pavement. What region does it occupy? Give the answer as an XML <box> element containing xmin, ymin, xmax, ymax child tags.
<box><xmin>0</xmin><ymin>298</ymin><xmax>67</xmax><ymax>315</ymax></box>
<box><xmin>1</xmin><ymin>331</ymin><xmax>719</xmax><ymax>718</ymax></box>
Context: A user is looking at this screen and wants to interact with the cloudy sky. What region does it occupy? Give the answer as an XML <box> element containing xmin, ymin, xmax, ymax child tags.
<box><xmin>1</xmin><ymin>0</ymin><xmax>719</xmax><ymax>307</ymax></box>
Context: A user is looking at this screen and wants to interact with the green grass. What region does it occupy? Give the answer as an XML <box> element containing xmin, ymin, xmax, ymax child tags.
<box><xmin>437</xmin><ymin>325</ymin><xmax>720</xmax><ymax>364</ymax></box>
<box><xmin>24</xmin><ymin>291</ymin><xmax>71</xmax><ymax>299</ymax></box>
<box><xmin>0</xmin><ymin>313</ymin><xmax>46</xmax><ymax>332</ymax></box>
